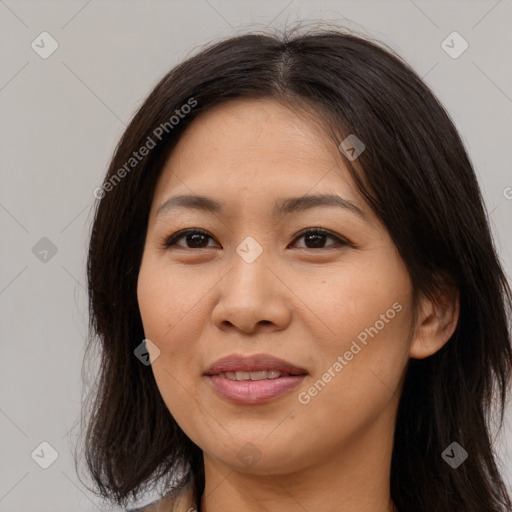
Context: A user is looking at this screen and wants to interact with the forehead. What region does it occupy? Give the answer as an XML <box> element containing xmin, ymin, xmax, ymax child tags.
<box><xmin>151</xmin><ymin>98</ymin><xmax>363</xmax><ymax>215</ymax></box>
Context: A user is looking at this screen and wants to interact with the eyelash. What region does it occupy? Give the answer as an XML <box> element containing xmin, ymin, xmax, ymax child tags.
<box><xmin>162</xmin><ymin>228</ymin><xmax>350</xmax><ymax>251</ymax></box>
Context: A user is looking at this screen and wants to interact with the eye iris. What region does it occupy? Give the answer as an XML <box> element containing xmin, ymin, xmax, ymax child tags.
<box><xmin>187</xmin><ymin>233</ymin><xmax>208</xmax><ymax>248</ymax></box>
<box><xmin>305</xmin><ymin>232</ymin><xmax>326</xmax><ymax>248</ymax></box>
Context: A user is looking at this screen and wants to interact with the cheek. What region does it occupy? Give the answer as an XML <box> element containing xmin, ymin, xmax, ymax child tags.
<box><xmin>297</xmin><ymin>253</ymin><xmax>412</xmax><ymax>351</ymax></box>
<box><xmin>294</xmin><ymin>251</ymin><xmax>413</xmax><ymax>397</ymax></box>
<box><xmin>137</xmin><ymin>255</ymin><xmax>209</xmax><ymax>403</ymax></box>
<box><xmin>294</xmin><ymin>301</ymin><xmax>412</xmax><ymax>449</ymax></box>
<box><xmin>137</xmin><ymin>255</ymin><xmax>205</xmax><ymax>344</ymax></box>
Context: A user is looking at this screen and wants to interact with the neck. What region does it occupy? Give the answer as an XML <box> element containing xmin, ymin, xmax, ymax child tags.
<box><xmin>199</xmin><ymin>405</ymin><xmax>398</xmax><ymax>512</ymax></box>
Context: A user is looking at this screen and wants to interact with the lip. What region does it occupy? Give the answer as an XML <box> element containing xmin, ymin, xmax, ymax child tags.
<box><xmin>207</xmin><ymin>375</ymin><xmax>306</xmax><ymax>404</ymax></box>
<box><xmin>204</xmin><ymin>353</ymin><xmax>308</xmax><ymax>405</ymax></box>
<box><xmin>204</xmin><ymin>353</ymin><xmax>308</xmax><ymax>376</ymax></box>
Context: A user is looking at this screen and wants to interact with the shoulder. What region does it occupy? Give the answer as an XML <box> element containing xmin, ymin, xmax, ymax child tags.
<box><xmin>124</xmin><ymin>495</ymin><xmax>178</xmax><ymax>512</ymax></box>
<box><xmin>125</xmin><ymin>501</ymin><xmax>158</xmax><ymax>512</ymax></box>
<box><xmin>125</xmin><ymin>480</ymin><xmax>197</xmax><ymax>512</ymax></box>
<box><xmin>125</xmin><ymin>496</ymin><xmax>170</xmax><ymax>512</ymax></box>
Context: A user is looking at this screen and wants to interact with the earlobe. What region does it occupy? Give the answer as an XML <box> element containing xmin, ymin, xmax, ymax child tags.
<box><xmin>409</xmin><ymin>288</ymin><xmax>460</xmax><ymax>360</ymax></box>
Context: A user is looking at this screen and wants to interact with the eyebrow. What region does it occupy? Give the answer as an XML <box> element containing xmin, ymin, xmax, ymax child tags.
<box><xmin>156</xmin><ymin>193</ymin><xmax>366</xmax><ymax>220</ymax></box>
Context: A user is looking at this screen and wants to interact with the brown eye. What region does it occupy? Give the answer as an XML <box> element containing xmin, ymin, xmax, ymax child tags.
<box><xmin>291</xmin><ymin>228</ymin><xmax>348</xmax><ymax>249</ymax></box>
<box><xmin>163</xmin><ymin>229</ymin><xmax>218</xmax><ymax>249</ymax></box>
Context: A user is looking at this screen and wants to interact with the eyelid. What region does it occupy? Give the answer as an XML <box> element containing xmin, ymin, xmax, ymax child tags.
<box><xmin>162</xmin><ymin>228</ymin><xmax>215</xmax><ymax>249</ymax></box>
<box><xmin>289</xmin><ymin>227</ymin><xmax>351</xmax><ymax>249</ymax></box>
<box><xmin>162</xmin><ymin>227</ymin><xmax>352</xmax><ymax>250</ymax></box>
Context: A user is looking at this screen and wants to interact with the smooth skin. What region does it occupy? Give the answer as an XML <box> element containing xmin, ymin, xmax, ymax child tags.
<box><xmin>137</xmin><ymin>98</ymin><xmax>459</xmax><ymax>512</ymax></box>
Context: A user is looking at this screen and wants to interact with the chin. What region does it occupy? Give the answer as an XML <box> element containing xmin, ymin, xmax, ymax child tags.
<box><xmin>203</xmin><ymin>435</ymin><xmax>310</xmax><ymax>476</ymax></box>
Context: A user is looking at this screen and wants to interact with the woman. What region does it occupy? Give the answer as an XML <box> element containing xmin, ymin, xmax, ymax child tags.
<box><xmin>80</xmin><ymin>26</ymin><xmax>512</xmax><ymax>512</ymax></box>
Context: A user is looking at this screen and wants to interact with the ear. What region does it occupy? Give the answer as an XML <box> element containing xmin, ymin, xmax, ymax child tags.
<box><xmin>409</xmin><ymin>286</ymin><xmax>460</xmax><ymax>359</ymax></box>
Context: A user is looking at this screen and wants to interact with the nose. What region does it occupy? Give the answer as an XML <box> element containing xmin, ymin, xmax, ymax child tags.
<box><xmin>211</xmin><ymin>248</ymin><xmax>292</xmax><ymax>335</ymax></box>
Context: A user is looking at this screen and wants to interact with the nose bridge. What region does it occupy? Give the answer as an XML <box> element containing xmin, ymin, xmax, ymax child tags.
<box><xmin>228</xmin><ymin>235</ymin><xmax>273</xmax><ymax>300</ymax></box>
<box><xmin>211</xmin><ymin>235</ymin><xmax>291</xmax><ymax>332</ymax></box>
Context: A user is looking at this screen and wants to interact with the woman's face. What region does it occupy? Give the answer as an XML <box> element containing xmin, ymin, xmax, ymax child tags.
<box><xmin>137</xmin><ymin>98</ymin><xmax>419</xmax><ymax>476</ymax></box>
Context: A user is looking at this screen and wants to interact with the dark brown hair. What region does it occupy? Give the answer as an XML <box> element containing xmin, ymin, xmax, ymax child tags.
<box><xmin>79</xmin><ymin>26</ymin><xmax>512</xmax><ymax>511</ymax></box>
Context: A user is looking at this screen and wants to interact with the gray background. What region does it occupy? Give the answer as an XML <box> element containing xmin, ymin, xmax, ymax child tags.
<box><xmin>1</xmin><ymin>0</ymin><xmax>511</xmax><ymax>510</ymax></box>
